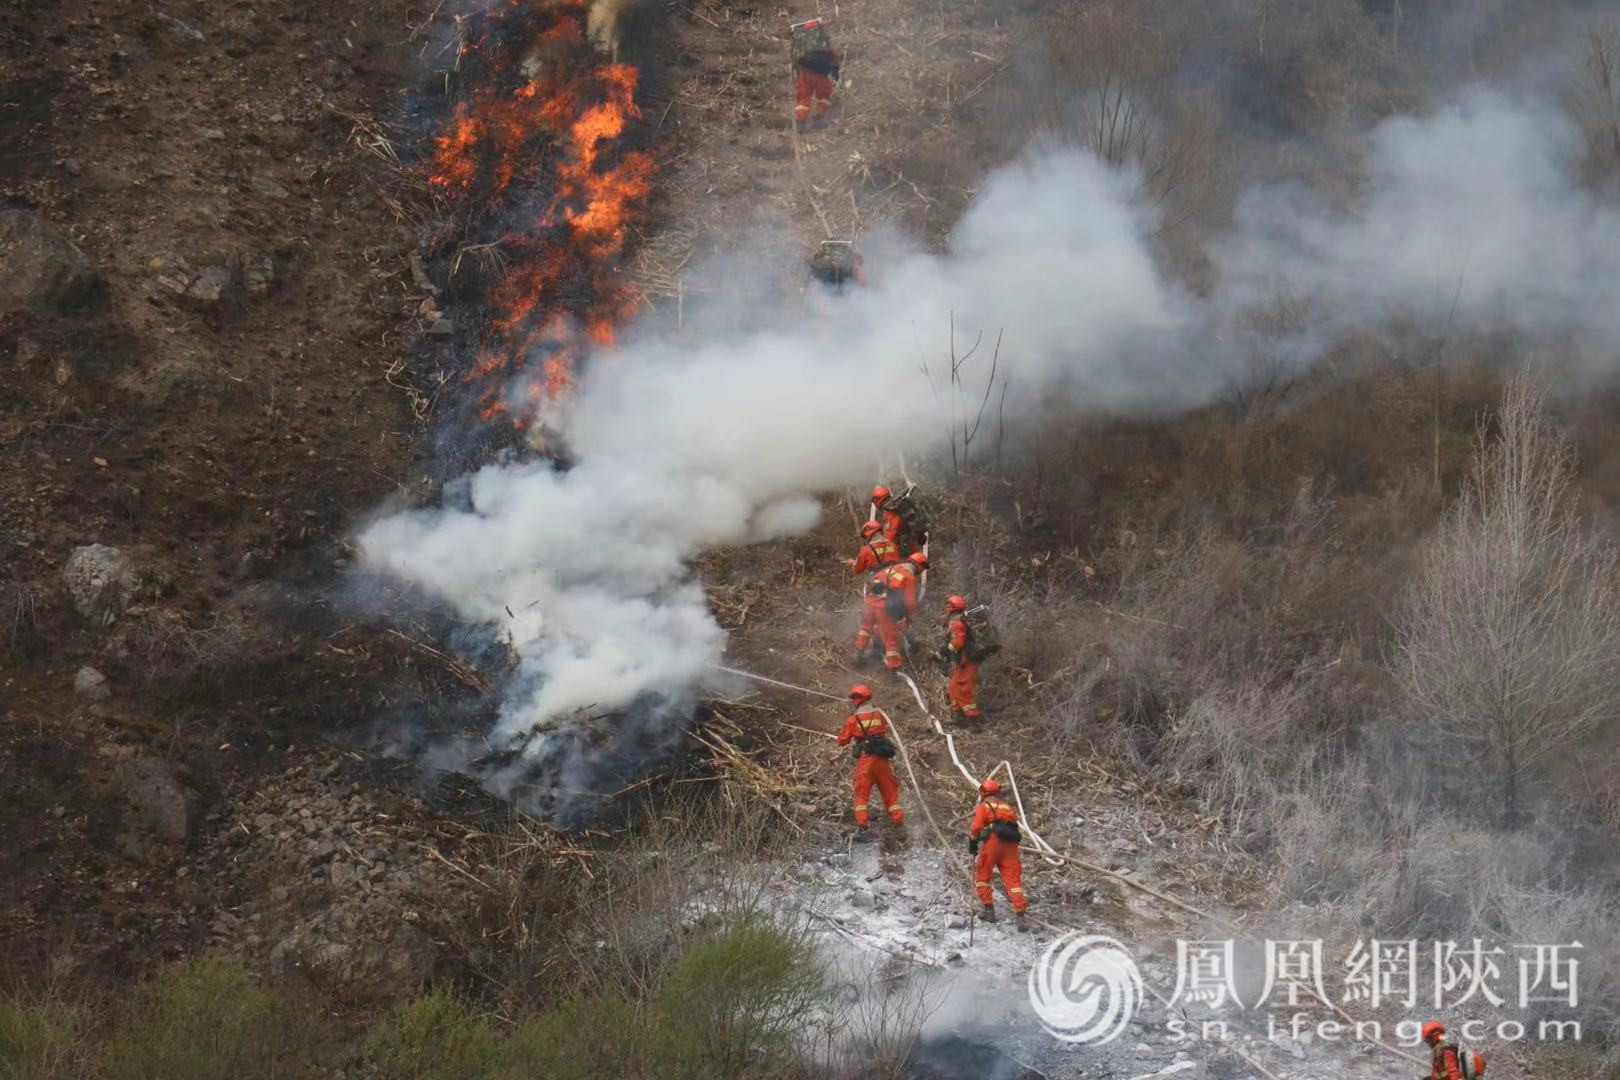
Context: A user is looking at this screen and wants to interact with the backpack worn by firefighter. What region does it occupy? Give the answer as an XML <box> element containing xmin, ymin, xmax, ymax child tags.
<box><xmin>886</xmin><ymin>486</ymin><xmax>940</xmax><ymax>547</ymax></box>
<box><xmin>976</xmin><ymin>801</ymin><xmax>1021</xmax><ymax>844</ymax></box>
<box><xmin>871</xmin><ymin>565</ymin><xmax>912</xmax><ymax>622</ymax></box>
<box><xmin>1448</xmin><ymin>1043</ymin><xmax>1486</xmax><ymax>1079</ymax></box>
<box><xmin>810</xmin><ymin>240</ymin><xmax>862</xmax><ymax>289</ymax></box>
<box><xmin>790</xmin><ymin>19</ymin><xmax>835</xmax><ymax>64</ymax></box>
<box><xmin>961</xmin><ymin>603</ymin><xmax>1002</xmax><ymax>663</ymax></box>
<box><xmin>854</xmin><ymin>731</ymin><xmax>897</xmax><ymax>760</ymax></box>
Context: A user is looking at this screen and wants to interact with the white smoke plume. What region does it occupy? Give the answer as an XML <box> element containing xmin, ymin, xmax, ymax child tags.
<box><xmin>361</xmin><ymin>147</ymin><xmax>1186</xmax><ymax>749</ymax></box>
<box><xmin>360</xmin><ymin>76</ymin><xmax>1620</xmax><ymax>801</ymax></box>
<box><xmin>1211</xmin><ymin>87</ymin><xmax>1620</xmax><ymax>362</ymax></box>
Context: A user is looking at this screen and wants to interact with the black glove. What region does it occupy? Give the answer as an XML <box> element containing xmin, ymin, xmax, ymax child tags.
<box><xmin>934</xmin><ymin>645</ymin><xmax>952</xmax><ymax>665</ymax></box>
<box><xmin>968</xmin><ymin>837</ymin><xmax>979</xmax><ymax>856</ymax></box>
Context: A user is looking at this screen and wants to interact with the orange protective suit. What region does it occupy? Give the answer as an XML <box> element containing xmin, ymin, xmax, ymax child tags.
<box><xmin>793</xmin><ymin>47</ymin><xmax>840</xmax><ymax>122</ymax></box>
<box><xmin>850</xmin><ymin>535</ymin><xmax>899</xmax><ymax>574</ymax></box>
<box><xmin>836</xmin><ymin>706</ymin><xmax>903</xmax><ymax>826</ymax></box>
<box><xmin>1428</xmin><ymin>1045</ymin><xmax>1464</xmax><ymax>1080</ymax></box>
<box><xmin>853</xmin><ymin>590</ymin><xmax>885</xmax><ymax>662</ymax></box>
<box><xmin>868</xmin><ymin>563</ymin><xmax>917</xmax><ymax>671</ymax></box>
<box><xmin>945</xmin><ymin>615</ymin><xmax>981</xmax><ymax>718</ymax></box>
<box><xmin>969</xmin><ymin>796</ymin><xmax>1027</xmax><ymax>912</ymax></box>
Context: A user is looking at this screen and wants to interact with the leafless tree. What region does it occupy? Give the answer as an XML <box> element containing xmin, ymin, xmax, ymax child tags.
<box><xmin>1572</xmin><ymin>22</ymin><xmax>1620</xmax><ymax>194</ymax></box>
<box><xmin>1394</xmin><ymin>371</ymin><xmax>1620</xmax><ymax>824</ymax></box>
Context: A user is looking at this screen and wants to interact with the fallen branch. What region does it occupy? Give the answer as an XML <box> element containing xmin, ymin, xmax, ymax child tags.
<box><xmin>1092</xmin><ymin>601</ymin><xmax>1187</xmax><ymax>631</ymax></box>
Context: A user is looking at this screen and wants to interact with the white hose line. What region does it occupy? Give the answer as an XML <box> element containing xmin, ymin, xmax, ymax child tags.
<box><xmin>894</xmin><ymin>671</ymin><xmax>1063</xmax><ymax>865</ymax></box>
<box><xmin>708</xmin><ymin>663</ymin><xmax>845</xmax><ymax>700</ymax></box>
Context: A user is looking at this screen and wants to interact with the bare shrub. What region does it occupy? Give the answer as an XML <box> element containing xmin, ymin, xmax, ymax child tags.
<box><xmin>1160</xmin><ymin>679</ymin><xmax>1311</xmax><ymax>834</ymax></box>
<box><xmin>820</xmin><ymin>957</ymin><xmax>944</xmax><ymax>1080</ymax></box>
<box><xmin>1573</xmin><ymin>22</ymin><xmax>1620</xmax><ymax>194</ymax></box>
<box><xmin>1394</xmin><ymin>372</ymin><xmax>1620</xmax><ymax>824</ymax></box>
<box><xmin>1010</xmin><ymin>2</ymin><xmax>1218</xmax><ymax>232</ymax></box>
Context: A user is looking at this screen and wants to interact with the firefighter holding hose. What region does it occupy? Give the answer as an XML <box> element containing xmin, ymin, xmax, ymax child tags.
<box><xmin>836</xmin><ymin>684</ymin><xmax>904</xmax><ymax>839</ymax></box>
<box><xmin>968</xmin><ymin>779</ymin><xmax>1028</xmax><ymax>930</ymax></box>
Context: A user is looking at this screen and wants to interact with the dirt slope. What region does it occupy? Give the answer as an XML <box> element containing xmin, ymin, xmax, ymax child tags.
<box><xmin>1</xmin><ymin>0</ymin><xmax>435</xmax><ymax>987</ymax></box>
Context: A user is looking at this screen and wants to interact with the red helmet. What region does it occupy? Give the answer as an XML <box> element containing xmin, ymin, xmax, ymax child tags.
<box><xmin>945</xmin><ymin>594</ymin><xmax>966</xmax><ymax>612</ymax></box>
<box><xmin>907</xmin><ymin>552</ymin><xmax>930</xmax><ymax>570</ymax></box>
<box><xmin>848</xmin><ymin>684</ymin><xmax>872</xmax><ymax>704</ymax></box>
<box><xmin>979</xmin><ymin>779</ymin><xmax>1001</xmax><ymax>796</ymax></box>
<box><xmin>860</xmin><ymin>520</ymin><xmax>882</xmax><ymax>539</ymax></box>
<box><xmin>871</xmin><ymin>485</ymin><xmax>891</xmax><ymax>506</ymax></box>
<box><xmin>1421</xmin><ymin>1021</ymin><xmax>1445</xmax><ymax>1043</ymax></box>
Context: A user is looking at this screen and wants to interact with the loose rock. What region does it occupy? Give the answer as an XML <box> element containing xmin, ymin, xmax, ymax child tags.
<box><xmin>0</xmin><ymin>210</ymin><xmax>97</xmax><ymax>316</ymax></box>
<box><xmin>248</xmin><ymin>174</ymin><xmax>290</xmax><ymax>199</ymax></box>
<box><xmin>73</xmin><ymin>665</ymin><xmax>111</xmax><ymax>701</ymax></box>
<box><xmin>117</xmin><ymin>758</ymin><xmax>193</xmax><ymax>847</ymax></box>
<box><xmin>63</xmin><ymin>544</ymin><xmax>139</xmax><ymax>626</ymax></box>
<box><xmin>242</xmin><ymin>254</ymin><xmax>274</xmax><ymax>297</ymax></box>
<box><xmin>269</xmin><ymin>910</ymin><xmax>437</xmax><ymax>1004</ymax></box>
<box><xmin>155</xmin><ymin>12</ymin><xmax>206</xmax><ymax>43</ymax></box>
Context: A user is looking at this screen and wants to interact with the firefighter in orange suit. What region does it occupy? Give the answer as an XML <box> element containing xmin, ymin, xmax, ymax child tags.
<box><xmin>939</xmin><ymin>594</ymin><xmax>982</xmax><ymax>721</ymax></box>
<box><xmin>847</xmin><ymin>519</ymin><xmax>899</xmax><ymax>574</ymax></box>
<box><xmin>792</xmin><ymin>19</ymin><xmax>840</xmax><ymax>127</ymax></box>
<box><xmin>867</xmin><ymin>553</ymin><xmax>926</xmax><ymax>672</ymax></box>
<box><xmin>870</xmin><ymin>485</ymin><xmax>904</xmax><ymax>542</ymax></box>
<box><xmin>968</xmin><ymin>779</ymin><xmax>1027</xmax><ymax>929</ymax></box>
<box><xmin>1421</xmin><ymin>1021</ymin><xmax>1481</xmax><ymax>1080</ymax></box>
<box><xmin>836</xmin><ymin>685</ymin><xmax>903</xmax><ymax>834</ymax></box>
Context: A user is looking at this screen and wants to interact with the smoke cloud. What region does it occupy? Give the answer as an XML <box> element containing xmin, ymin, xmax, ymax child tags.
<box><xmin>361</xmin><ymin>66</ymin><xmax>1620</xmax><ymax>812</ymax></box>
<box><xmin>1211</xmin><ymin>87</ymin><xmax>1620</xmax><ymax>362</ymax></box>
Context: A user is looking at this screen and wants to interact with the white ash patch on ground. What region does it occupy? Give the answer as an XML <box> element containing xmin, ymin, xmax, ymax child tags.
<box><xmin>750</xmin><ymin>832</ymin><xmax>1406</xmax><ymax>1079</ymax></box>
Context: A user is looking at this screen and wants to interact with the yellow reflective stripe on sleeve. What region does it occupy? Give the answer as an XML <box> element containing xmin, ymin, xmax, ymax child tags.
<box><xmin>1008</xmin><ymin>887</ymin><xmax>1024</xmax><ymax>892</ymax></box>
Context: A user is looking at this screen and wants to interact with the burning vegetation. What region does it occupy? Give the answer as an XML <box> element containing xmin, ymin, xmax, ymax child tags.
<box><xmin>427</xmin><ymin>0</ymin><xmax>654</xmax><ymax>424</ymax></box>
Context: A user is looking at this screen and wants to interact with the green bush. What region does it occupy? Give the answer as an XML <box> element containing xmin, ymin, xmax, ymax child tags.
<box><xmin>648</xmin><ymin>918</ymin><xmax>825</xmax><ymax>1080</ymax></box>
<box><xmin>100</xmin><ymin>955</ymin><xmax>331</xmax><ymax>1080</ymax></box>
<box><xmin>2</xmin><ymin>916</ymin><xmax>830</xmax><ymax>1080</ymax></box>
<box><xmin>366</xmin><ymin>988</ymin><xmax>501</xmax><ymax>1080</ymax></box>
<box><xmin>495</xmin><ymin>995</ymin><xmax>642</xmax><ymax>1080</ymax></box>
<box><xmin>0</xmin><ymin>1000</ymin><xmax>84</xmax><ymax>1080</ymax></box>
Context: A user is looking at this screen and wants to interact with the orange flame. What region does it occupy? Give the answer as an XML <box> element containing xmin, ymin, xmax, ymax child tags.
<box><xmin>424</xmin><ymin>0</ymin><xmax>653</xmax><ymax>423</ymax></box>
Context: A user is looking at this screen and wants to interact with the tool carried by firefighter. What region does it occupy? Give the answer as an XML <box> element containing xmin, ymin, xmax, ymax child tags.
<box><xmin>968</xmin><ymin>779</ymin><xmax>1027</xmax><ymax>929</ymax></box>
<box><xmin>836</xmin><ymin>685</ymin><xmax>904</xmax><ymax>835</ymax></box>
<box><xmin>883</xmin><ymin>484</ymin><xmax>939</xmax><ymax>557</ymax></box>
<box><xmin>1421</xmin><ymin>1022</ymin><xmax>1485</xmax><ymax>1079</ymax></box>
<box><xmin>869</xmin><ymin>485</ymin><xmax>904</xmax><ymax>543</ymax></box>
<box><xmin>789</xmin><ymin>18</ymin><xmax>840</xmax><ymax>129</ymax></box>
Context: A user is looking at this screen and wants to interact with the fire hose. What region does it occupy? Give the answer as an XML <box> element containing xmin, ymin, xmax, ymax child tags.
<box><xmin>709</xmin><ymin>660</ymin><xmax>1429</xmax><ymax>1075</ymax></box>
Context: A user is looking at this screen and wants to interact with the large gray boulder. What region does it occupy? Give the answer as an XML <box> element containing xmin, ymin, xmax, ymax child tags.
<box><xmin>63</xmin><ymin>544</ymin><xmax>139</xmax><ymax>626</ymax></box>
<box><xmin>0</xmin><ymin>210</ymin><xmax>96</xmax><ymax>315</ymax></box>
<box><xmin>116</xmin><ymin>757</ymin><xmax>193</xmax><ymax>855</ymax></box>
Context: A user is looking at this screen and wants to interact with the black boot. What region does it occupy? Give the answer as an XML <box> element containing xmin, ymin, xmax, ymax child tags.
<box><xmin>1016</xmin><ymin>911</ymin><xmax>1029</xmax><ymax>933</ymax></box>
<box><xmin>980</xmin><ymin>903</ymin><xmax>997</xmax><ymax>923</ymax></box>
